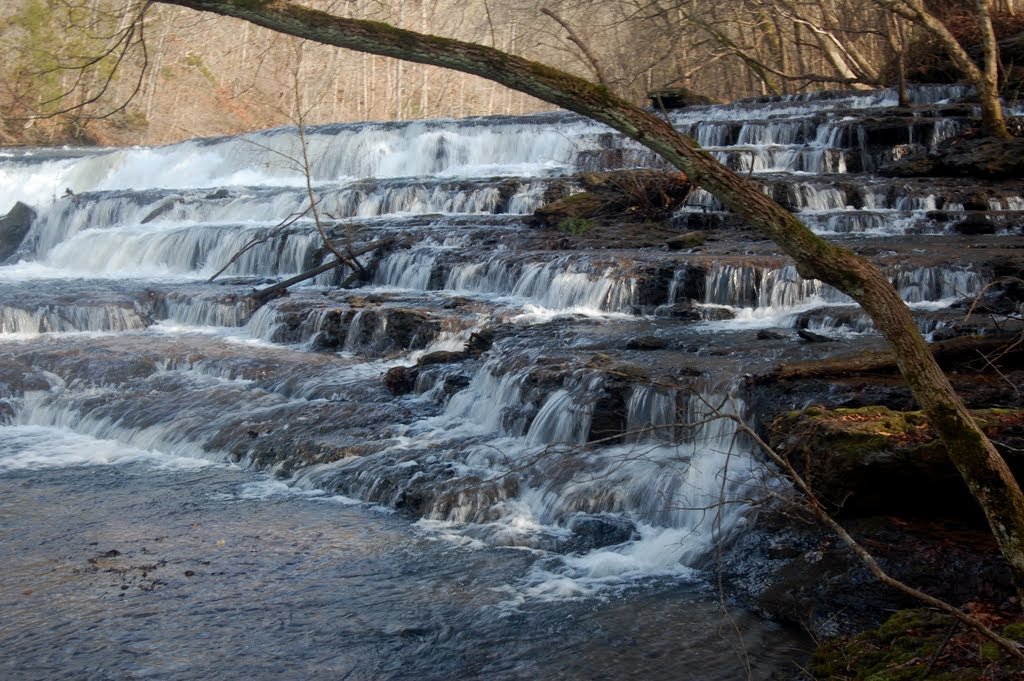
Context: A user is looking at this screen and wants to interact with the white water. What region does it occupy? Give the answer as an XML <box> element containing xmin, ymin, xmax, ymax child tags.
<box><xmin>0</xmin><ymin>83</ymin><xmax>1002</xmax><ymax>596</ymax></box>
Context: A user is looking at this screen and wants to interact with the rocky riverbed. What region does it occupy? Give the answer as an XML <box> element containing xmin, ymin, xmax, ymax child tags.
<box><xmin>2</xmin><ymin>84</ymin><xmax>1023</xmax><ymax>678</ymax></box>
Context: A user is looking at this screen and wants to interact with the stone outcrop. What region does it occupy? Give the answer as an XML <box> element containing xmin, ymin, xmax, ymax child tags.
<box><xmin>768</xmin><ymin>406</ymin><xmax>1024</xmax><ymax>518</ymax></box>
<box><xmin>527</xmin><ymin>169</ymin><xmax>691</xmax><ymax>229</ymax></box>
<box><xmin>0</xmin><ymin>201</ymin><xmax>35</xmax><ymax>262</ymax></box>
<box><xmin>647</xmin><ymin>87</ymin><xmax>718</xmax><ymax>109</ymax></box>
<box><xmin>881</xmin><ymin>135</ymin><xmax>1024</xmax><ymax>179</ymax></box>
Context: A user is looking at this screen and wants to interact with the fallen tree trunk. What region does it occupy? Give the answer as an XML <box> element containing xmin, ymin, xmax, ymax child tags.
<box><xmin>760</xmin><ymin>335</ymin><xmax>1023</xmax><ymax>382</ymax></box>
<box><xmin>251</xmin><ymin>237</ymin><xmax>395</xmax><ymax>302</ymax></box>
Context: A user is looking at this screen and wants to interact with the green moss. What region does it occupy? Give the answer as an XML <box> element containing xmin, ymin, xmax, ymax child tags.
<box><xmin>876</xmin><ymin>608</ymin><xmax>952</xmax><ymax>639</ymax></box>
<box><xmin>1003</xmin><ymin>621</ymin><xmax>1024</xmax><ymax>642</ymax></box>
<box><xmin>557</xmin><ymin>216</ymin><xmax>592</xmax><ymax>236</ymax></box>
<box><xmin>229</xmin><ymin>0</ymin><xmax>271</xmax><ymax>9</ymax></box>
<box><xmin>980</xmin><ymin>641</ymin><xmax>1002</xmax><ymax>662</ymax></box>
<box><xmin>809</xmin><ymin>609</ymin><xmax>1024</xmax><ymax>680</ymax></box>
<box><xmin>809</xmin><ymin>610</ymin><xmax>972</xmax><ymax>680</ymax></box>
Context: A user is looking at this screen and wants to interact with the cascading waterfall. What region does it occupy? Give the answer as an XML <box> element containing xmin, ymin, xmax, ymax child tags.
<box><xmin>0</xmin><ymin>83</ymin><xmax>1008</xmax><ymax>597</ymax></box>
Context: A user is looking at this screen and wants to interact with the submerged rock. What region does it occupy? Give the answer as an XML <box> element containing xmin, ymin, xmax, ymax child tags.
<box><xmin>567</xmin><ymin>513</ymin><xmax>638</xmax><ymax>551</ymax></box>
<box><xmin>625</xmin><ymin>335</ymin><xmax>668</xmax><ymax>350</ymax></box>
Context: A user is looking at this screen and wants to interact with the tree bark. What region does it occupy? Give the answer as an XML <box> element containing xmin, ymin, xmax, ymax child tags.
<box><xmin>158</xmin><ymin>0</ymin><xmax>1024</xmax><ymax>595</ymax></box>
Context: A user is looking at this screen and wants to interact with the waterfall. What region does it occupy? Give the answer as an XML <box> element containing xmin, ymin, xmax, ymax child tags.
<box><xmin>0</xmin><ymin>83</ymin><xmax>1005</xmax><ymax>585</ymax></box>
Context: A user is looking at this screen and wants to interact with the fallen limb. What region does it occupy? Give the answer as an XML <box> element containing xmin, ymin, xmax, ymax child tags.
<box><xmin>250</xmin><ymin>237</ymin><xmax>395</xmax><ymax>301</ymax></box>
<box><xmin>759</xmin><ymin>335</ymin><xmax>1023</xmax><ymax>383</ymax></box>
<box><xmin>208</xmin><ymin>208</ymin><xmax>310</xmax><ymax>282</ymax></box>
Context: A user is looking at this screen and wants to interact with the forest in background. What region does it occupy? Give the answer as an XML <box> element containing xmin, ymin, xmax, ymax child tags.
<box><xmin>1</xmin><ymin>0</ymin><xmax>1021</xmax><ymax>146</ymax></box>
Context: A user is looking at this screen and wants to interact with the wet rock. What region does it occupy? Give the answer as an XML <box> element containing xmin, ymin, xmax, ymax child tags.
<box><xmin>588</xmin><ymin>360</ymin><xmax>649</xmax><ymax>442</ymax></box>
<box><xmin>881</xmin><ymin>136</ymin><xmax>1024</xmax><ymax>179</ymax></box>
<box><xmin>797</xmin><ymin>329</ymin><xmax>834</xmax><ymax>343</ymax></box>
<box><xmin>701</xmin><ymin>306</ymin><xmax>736</xmax><ymax>322</ymax></box>
<box><xmin>757</xmin><ymin>330</ymin><xmax>786</xmax><ymax>340</ymax></box>
<box><xmin>654</xmin><ymin>303</ymin><xmax>702</xmax><ymax>321</ymax></box>
<box><xmin>953</xmin><ymin>277</ymin><xmax>1024</xmax><ymax>316</ymax></box>
<box><xmin>665</xmin><ymin>231</ymin><xmax>705</xmax><ymax>250</ymax></box>
<box><xmin>28</xmin><ymin>346</ymin><xmax>161</xmax><ymax>385</ymax></box>
<box><xmin>953</xmin><ymin>211</ymin><xmax>997</xmax><ymax>235</ymax></box>
<box><xmin>654</xmin><ymin>301</ymin><xmax>733</xmax><ymax>322</ymax></box>
<box><xmin>567</xmin><ymin>514</ymin><xmax>638</xmax><ymax>551</ymax></box>
<box><xmin>626</xmin><ymin>335</ymin><xmax>668</xmax><ymax>350</ymax></box>
<box><xmin>601</xmin><ymin>360</ymin><xmax>649</xmax><ymax>382</ymax></box>
<box><xmin>385</xmin><ymin>309</ymin><xmax>442</xmax><ymax>350</ymax></box>
<box><xmin>442</xmin><ymin>374</ymin><xmax>470</xmax><ymax>396</ymax></box>
<box><xmin>647</xmin><ymin>88</ymin><xmax>718</xmax><ymax>109</ymax></box>
<box><xmin>794</xmin><ymin>307</ymin><xmax>869</xmax><ymax>332</ymax></box>
<box><xmin>721</xmin><ymin>507</ymin><xmax>1015</xmax><ymax>638</ymax></box>
<box><xmin>527</xmin><ymin>170</ymin><xmax>691</xmax><ymax>228</ymax></box>
<box><xmin>0</xmin><ymin>358</ymin><xmax>52</xmax><ymax>397</ymax></box>
<box><xmin>383</xmin><ymin>366</ymin><xmax>418</xmax><ymax>395</ymax></box>
<box><xmin>928</xmin><ymin>323</ymin><xmax>977</xmax><ymax>341</ymax></box>
<box><xmin>418</xmin><ymin>351</ymin><xmax>467</xmax><ymax>366</ymax></box>
<box><xmin>0</xmin><ymin>201</ymin><xmax>35</xmax><ymax>262</ymax></box>
<box><xmin>308</xmin><ymin>308</ymin><xmax>356</xmax><ymax>350</ymax></box>
<box><xmin>140</xmin><ymin>196</ymin><xmax>186</xmax><ymax>224</ymax></box>
<box><xmin>465</xmin><ymin>328</ymin><xmax>495</xmax><ymax>355</ymax></box>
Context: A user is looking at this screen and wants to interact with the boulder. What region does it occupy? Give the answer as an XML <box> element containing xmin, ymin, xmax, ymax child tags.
<box><xmin>647</xmin><ymin>87</ymin><xmax>718</xmax><ymax>109</ymax></box>
<box><xmin>567</xmin><ymin>513</ymin><xmax>638</xmax><ymax>551</ymax></box>
<box><xmin>768</xmin><ymin>406</ymin><xmax>1024</xmax><ymax>518</ymax></box>
<box><xmin>383</xmin><ymin>366</ymin><xmax>418</xmax><ymax>395</ymax></box>
<box><xmin>797</xmin><ymin>329</ymin><xmax>834</xmax><ymax>343</ymax></box>
<box><xmin>527</xmin><ymin>169</ymin><xmax>691</xmax><ymax>228</ymax></box>
<box><xmin>654</xmin><ymin>301</ymin><xmax>734</xmax><ymax>322</ymax></box>
<box><xmin>417</xmin><ymin>350</ymin><xmax>467</xmax><ymax>366</ymax></box>
<box><xmin>0</xmin><ymin>201</ymin><xmax>35</xmax><ymax>262</ymax></box>
<box><xmin>665</xmin><ymin>231</ymin><xmax>705</xmax><ymax>250</ymax></box>
<box><xmin>626</xmin><ymin>335</ymin><xmax>668</xmax><ymax>350</ymax></box>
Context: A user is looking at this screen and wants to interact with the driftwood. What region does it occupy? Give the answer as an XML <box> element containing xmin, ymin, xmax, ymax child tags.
<box><xmin>759</xmin><ymin>335</ymin><xmax>1022</xmax><ymax>383</ymax></box>
<box><xmin>250</xmin><ymin>237</ymin><xmax>395</xmax><ymax>302</ymax></box>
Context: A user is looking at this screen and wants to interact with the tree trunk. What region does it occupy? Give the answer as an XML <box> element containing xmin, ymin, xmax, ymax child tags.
<box><xmin>874</xmin><ymin>0</ymin><xmax>1010</xmax><ymax>138</ymax></box>
<box><xmin>158</xmin><ymin>0</ymin><xmax>1024</xmax><ymax>595</ymax></box>
<box><xmin>976</xmin><ymin>0</ymin><xmax>1010</xmax><ymax>138</ymax></box>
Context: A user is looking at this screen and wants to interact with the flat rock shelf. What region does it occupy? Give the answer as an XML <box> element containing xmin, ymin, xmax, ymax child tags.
<box><xmin>1</xmin><ymin>84</ymin><xmax>1022</xmax><ymax>678</ymax></box>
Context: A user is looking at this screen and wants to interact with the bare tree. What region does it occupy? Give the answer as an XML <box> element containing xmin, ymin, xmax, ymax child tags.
<box><xmin>871</xmin><ymin>0</ymin><xmax>1011</xmax><ymax>138</ymax></box>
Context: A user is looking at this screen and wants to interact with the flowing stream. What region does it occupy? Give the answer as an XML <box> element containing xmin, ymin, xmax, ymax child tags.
<box><xmin>1</xmin><ymin>84</ymin><xmax>1018</xmax><ymax>678</ymax></box>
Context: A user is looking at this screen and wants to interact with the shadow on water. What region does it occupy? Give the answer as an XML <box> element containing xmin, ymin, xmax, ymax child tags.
<box><xmin>0</xmin><ymin>455</ymin><xmax>808</xmax><ymax>680</ymax></box>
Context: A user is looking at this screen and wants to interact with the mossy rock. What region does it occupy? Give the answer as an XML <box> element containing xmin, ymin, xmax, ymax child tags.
<box><xmin>528</xmin><ymin>169</ymin><xmax>691</xmax><ymax>228</ymax></box>
<box><xmin>768</xmin><ymin>406</ymin><xmax>1024</xmax><ymax>517</ymax></box>
<box><xmin>809</xmin><ymin>608</ymin><xmax>1024</xmax><ymax>680</ymax></box>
